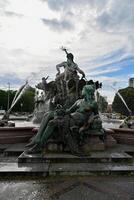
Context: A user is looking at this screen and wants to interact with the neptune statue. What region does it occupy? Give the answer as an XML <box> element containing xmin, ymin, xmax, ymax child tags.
<box><xmin>26</xmin><ymin>48</ymin><xmax>104</xmax><ymax>155</ymax></box>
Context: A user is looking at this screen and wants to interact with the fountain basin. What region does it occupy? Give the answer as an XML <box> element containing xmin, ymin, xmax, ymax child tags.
<box><xmin>0</xmin><ymin>126</ymin><xmax>133</xmax><ymax>146</ymax></box>
<box><xmin>0</xmin><ymin>127</ymin><xmax>35</xmax><ymax>144</ymax></box>
<box><xmin>111</xmin><ymin>128</ymin><xmax>134</xmax><ymax>145</ymax></box>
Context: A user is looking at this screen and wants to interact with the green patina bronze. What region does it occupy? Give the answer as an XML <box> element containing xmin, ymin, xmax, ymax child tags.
<box><xmin>26</xmin><ymin>84</ymin><xmax>104</xmax><ymax>154</ymax></box>
<box><xmin>26</xmin><ymin>48</ymin><xmax>104</xmax><ymax>155</ymax></box>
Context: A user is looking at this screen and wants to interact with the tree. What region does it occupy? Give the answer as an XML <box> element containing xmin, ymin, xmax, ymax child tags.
<box><xmin>0</xmin><ymin>87</ymin><xmax>35</xmax><ymax>113</ymax></box>
<box><xmin>12</xmin><ymin>87</ymin><xmax>35</xmax><ymax>112</ymax></box>
<box><xmin>112</xmin><ymin>87</ymin><xmax>134</xmax><ymax>116</ymax></box>
<box><xmin>0</xmin><ymin>90</ymin><xmax>15</xmax><ymax>110</ymax></box>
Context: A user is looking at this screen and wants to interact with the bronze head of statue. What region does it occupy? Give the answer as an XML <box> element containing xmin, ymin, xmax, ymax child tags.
<box><xmin>82</xmin><ymin>85</ymin><xmax>95</xmax><ymax>101</ymax></box>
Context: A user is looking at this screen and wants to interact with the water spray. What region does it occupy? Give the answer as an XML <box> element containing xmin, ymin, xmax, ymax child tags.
<box><xmin>111</xmin><ymin>85</ymin><xmax>132</xmax><ymax>116</ymax></box>
<box><xmin>2</xmin><ymin>81</ymin><xmax>29</xmax><ymax>120</ymax></box>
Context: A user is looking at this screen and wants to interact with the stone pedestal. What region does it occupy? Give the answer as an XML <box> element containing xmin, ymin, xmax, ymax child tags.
<box><xmin>45</xmin><ymin>142</ymin><xmax>64</xmax><ymax>153</ymax></box>
<box><xmin>31</xmin><ymin>128</ymin><xmax>117</xmax><ymax>154</ymax></box>
<box><xmin>82</xmin><ymin>136</ymin><xmax>105</xmax><ymax>152</ymax></box>
<box><xmin>43</xmin><ymin>135</ymin><xmax>105</xmax><ymax>154</ymax></box>
<box><xmin>104</xmin><ymin>129</ymin><xmax>117</xmax><ymax>148</ymax></box>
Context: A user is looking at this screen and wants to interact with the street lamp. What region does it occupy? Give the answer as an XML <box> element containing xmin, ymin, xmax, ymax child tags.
<box><xmin>7</xmin><ymin>82</ymin><xmax>10</xmax><ymax>111</ymax></box>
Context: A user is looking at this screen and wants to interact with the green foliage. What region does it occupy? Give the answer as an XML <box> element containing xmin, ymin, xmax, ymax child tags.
<box><xmin>0</xmin><ymin>90</ymin><xmax>7</xmax><ymax>110</ymax></box>
<box><xmin>0</xmin><ymin>87</ymin><xmax>35</xmax><ymax>112</ymax></box>
<box><xmin>112</xmin><ymin>87</ymin><xmax>134</xmax><ymax>116</ymax></box>
<box><xmin>0</xmin><ymin>90</ymin><xmax>15</xmax><ymax>110</ymax></box>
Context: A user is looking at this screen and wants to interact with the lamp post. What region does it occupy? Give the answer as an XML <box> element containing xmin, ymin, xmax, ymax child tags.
<box><xmin>7</xmin><ymin>82</ymin><xmax>10</xmax><ymax>111</ymax></box>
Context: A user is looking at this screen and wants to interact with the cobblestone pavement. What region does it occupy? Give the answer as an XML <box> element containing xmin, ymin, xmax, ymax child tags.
<box><xmin>0</xmin><ymin>176</ymin><xmax>134</xmax><ymax>200</ymax></box>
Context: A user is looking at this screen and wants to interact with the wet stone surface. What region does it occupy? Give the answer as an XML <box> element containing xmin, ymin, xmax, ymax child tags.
<box><xmin>58</xmin><ymin>184</ymin><xmax>112</xmax><ymax>200</ymax></box>
<box><xmin>0</xmin><ymin>143</ymin><xmax>134</xmax><ymax>199</ymax></box>
<box><xmin>0</xmin><ymin>177</ymin><xmax>134</xmax><ymax>200</ymax></box>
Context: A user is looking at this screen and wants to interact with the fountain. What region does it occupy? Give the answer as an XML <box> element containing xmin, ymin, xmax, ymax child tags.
<box><xmin>0</xmin><ymin>48</ymin><xmax>133</xmax><ymax>178</ymax></box>
<box><xmin>0</xmin><ymin>81</ymin><xmax>30</xmax><ymax>127</ymax></box>
<box><xmin>111</xmin><ymin>85</ymin><xmax>132</xmax><ymax>115</ymax></box>
<box><xmin>0</xmin><ymin>81</ymin><xmax>35</xmax><ymax>144</ymax></box>
<box><xmin>20</xmin><ymin>47</ymin><xmax>118</xmax><ymax>156</ymax></box>
<box><xmin>104</xmin><ymin>85</ymin><xmax>134</xmax><ymax>145</ymax></box>
<box><xmin>0</xmin><ymin>48</ymin><xmax>134</xmax><ymax>147</ymax></box>
<box><xmin>111</xmin><ymin>85</ymin><xmax>134</xmax><ymax>131</ymax></box>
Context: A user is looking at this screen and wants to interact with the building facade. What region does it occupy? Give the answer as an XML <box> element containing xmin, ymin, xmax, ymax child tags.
<box><xmin>129</xmin><ymin>78</ymin><xmax>134</xmax><ymax>87</ymax></box>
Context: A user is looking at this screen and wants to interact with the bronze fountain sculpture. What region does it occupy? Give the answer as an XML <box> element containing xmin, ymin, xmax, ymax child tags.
<box><xmin>26</xmin><ymin>48</ymin><xmax>104</xmax><ymax>156</ymax></box>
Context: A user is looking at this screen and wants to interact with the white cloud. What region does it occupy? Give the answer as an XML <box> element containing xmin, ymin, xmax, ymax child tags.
<box><xmin>0</xmin><ymin>0</ymin><xmax>134</xmax><ymax>103</ymax></box>
<box><xmin>87</xmin><ymin>66</ymin><xmax>121</xmax><ymax>77</ymax></box>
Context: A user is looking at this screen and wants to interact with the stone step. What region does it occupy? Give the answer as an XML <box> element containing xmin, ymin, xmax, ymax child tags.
<box><xmin>18</xmin><ymin>152</ymin><xmax>133</xmax><ymax>164</ymax></box>
<box><xmin>0</xmin><ymin>144</ymin><xmax>11</xmax><ymax>153</ymax></box>
<box><xmin>48</xmin><ymin>162</ymin><xmax>134</xmax><ymax>176</ymax></box>
<box><xmin>0</xmin><ymin>162</ymin><xmax>133</xmax><ymax>177</ymax></box>
<box><xmin>0</xmin><ymin>162</ymin><xmax>49</xmax><ymax>177</ymax></box>
<box><xmin>4</xmin><ymin>143</ymin><xmax>27</xmax><ymax>156</ymax></box>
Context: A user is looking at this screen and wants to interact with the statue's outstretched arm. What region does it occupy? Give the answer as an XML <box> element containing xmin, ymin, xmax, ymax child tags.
<box><xmin>61</xmin><ymin>46</ymin><xmax>68</xmax><ymax>55</ymax></box>
<box><xmin>76</xmin><ymin>66</ymin><xmax>85</xmax><ymax>78</ymax></box>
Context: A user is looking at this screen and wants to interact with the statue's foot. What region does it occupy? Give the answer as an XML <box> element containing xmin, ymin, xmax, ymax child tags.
<box><xmin>25</xmin><ymin>141</ymin><xmax>34</xmax><ymax>148</ymax></box>
<box><xmin>26</xmin><ymin>144</ymin><xmax>42</xmax><ymax>154</ymax></box>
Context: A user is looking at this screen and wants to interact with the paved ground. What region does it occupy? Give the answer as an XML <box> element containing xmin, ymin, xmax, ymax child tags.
<box><xmin>0</xmin><ymin>143</ymin><xmax>134</xmax><ymax>199</ymax></box>
<box><xmin>0</xmin><ymin>176</ymin><xmax>134</xmax><ymax>200</ymax></box>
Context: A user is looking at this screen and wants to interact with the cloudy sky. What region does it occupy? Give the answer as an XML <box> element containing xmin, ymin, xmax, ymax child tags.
<box><xmin>0</xmin><ymin>0</ymin><xmax>134</xmax><ymax>103</ymax></box>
